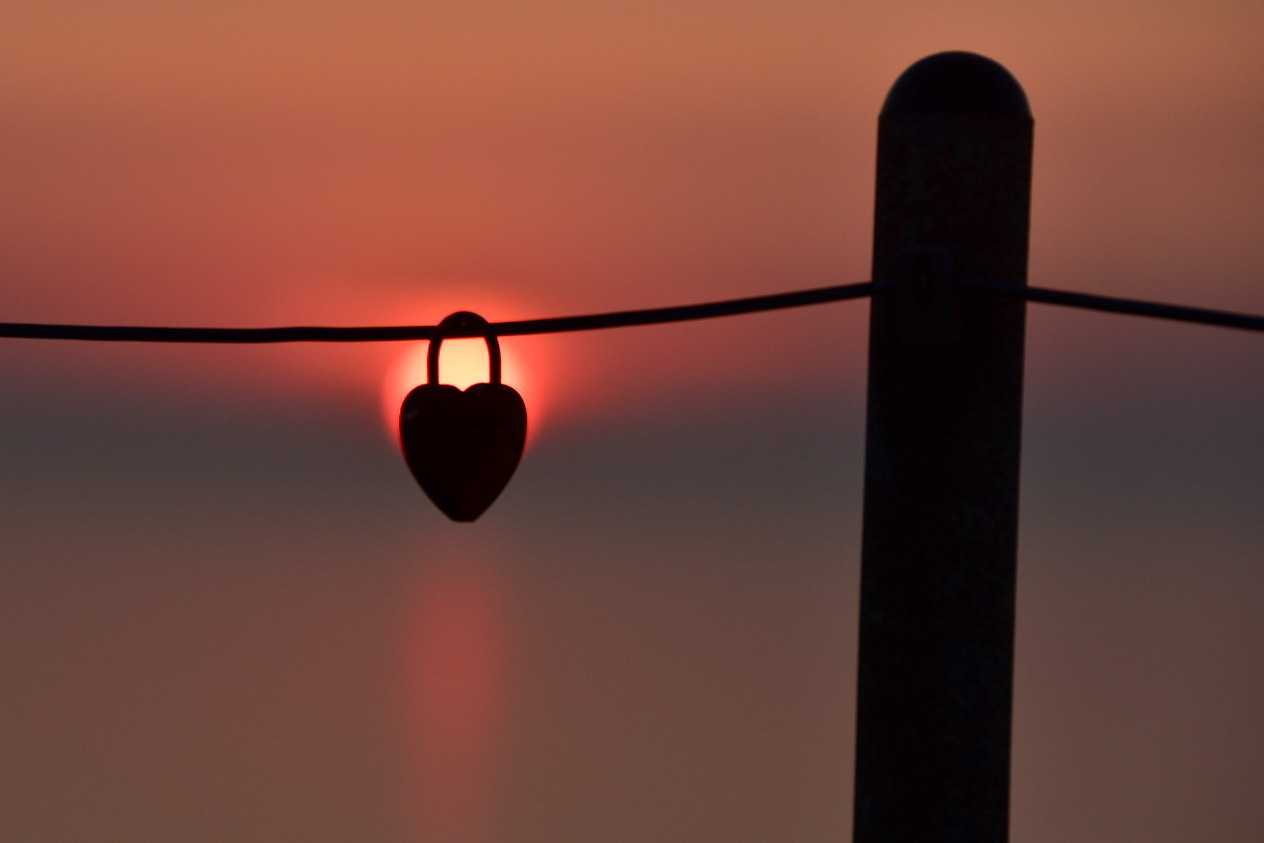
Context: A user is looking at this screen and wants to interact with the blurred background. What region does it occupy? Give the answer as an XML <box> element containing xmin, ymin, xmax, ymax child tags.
<box><xmin>2</xmin><ymin>1</ymin><xmax>1262</xmax><ymax>840</ymax></box>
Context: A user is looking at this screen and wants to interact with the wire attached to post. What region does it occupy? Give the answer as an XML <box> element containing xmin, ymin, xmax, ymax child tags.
<box><xmin>962</xmin><ymin>278</ymin><xmax>1264</xmax><ymax>333</ymax></box>
<box><xmin>0</xmin><ymin>277</ymin><xmax>1260</xmax><ymax>343</ymax></box>
<box><xmin>0</xmin><ymin>282</ymin><xmax>875</xmax><ymax>343</ymax></box>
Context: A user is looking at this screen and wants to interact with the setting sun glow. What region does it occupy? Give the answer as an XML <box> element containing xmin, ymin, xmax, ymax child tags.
<box><xmin>381</xmin><ymin>337</ymin><xmax>541</xmax><ymax>445</ymax></box>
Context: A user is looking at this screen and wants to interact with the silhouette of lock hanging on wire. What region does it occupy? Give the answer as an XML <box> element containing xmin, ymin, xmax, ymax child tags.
<box><xmin>398</xmin><ymin>311</ymin><xmax>528</xmax><ymax>522</ymax></box>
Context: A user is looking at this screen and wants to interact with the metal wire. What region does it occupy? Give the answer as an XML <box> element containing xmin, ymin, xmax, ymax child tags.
<box><xmin>0</xmin><ymin>282</ymin><xmax>875</xmax><ymax>343</ymax></box>
<box><xmin>0</xmin><ymin>277</ymin><xmax>1261</xmax><ymax>343</ymax></box>
<box><xmin>963</xmin><ymin>278</ymin><xmax>1264</xmax><ymax>333</ymax></box>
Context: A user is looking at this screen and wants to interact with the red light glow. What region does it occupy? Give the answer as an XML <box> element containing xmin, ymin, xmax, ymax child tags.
<box><xmin>400</xmin><ymin>554</ymin><xmax>513</xmax><ymax>843</ymax></box>
<box><xmin>381</xmin><ymin>331</ymin><xmax>546</xmax><ymax>448</ymax></box>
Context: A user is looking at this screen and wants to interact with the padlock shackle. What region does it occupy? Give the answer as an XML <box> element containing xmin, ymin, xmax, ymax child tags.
<box><xmin>427</xmin><ymin>311</ymin><xmax>502</xmax><ymax>385</ymax></box>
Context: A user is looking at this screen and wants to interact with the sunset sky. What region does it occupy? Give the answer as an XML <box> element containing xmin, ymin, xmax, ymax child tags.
<box><xmin>3</xmin><ymin>1</ymin><xmax>1263</xmax><ymax>841</ymax></box>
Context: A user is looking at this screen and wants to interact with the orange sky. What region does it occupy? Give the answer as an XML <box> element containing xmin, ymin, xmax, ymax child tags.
<box><xmin>4</xmin><ymin>0</ymin><xmax>1262</xmax><ymax>440</ymax></box>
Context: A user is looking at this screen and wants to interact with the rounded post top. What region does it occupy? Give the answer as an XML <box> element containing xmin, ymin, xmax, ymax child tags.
<box><xmin>882</xmin><ymin>52</ymin><xmax>1030</xmax><ymax>118</ymax></box>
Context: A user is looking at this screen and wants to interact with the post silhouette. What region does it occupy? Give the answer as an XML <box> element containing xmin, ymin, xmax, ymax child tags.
<box><xmin>854</xmin><ymin>52</ymin><xmax>1033</xmax><ymax>842</ymax></box>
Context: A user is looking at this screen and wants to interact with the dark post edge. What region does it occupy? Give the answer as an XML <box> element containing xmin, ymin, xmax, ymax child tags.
<box><xmin>853</xmin><ymin>51</ymin><xmax>1033</xmax><ymax>843</ymax></box>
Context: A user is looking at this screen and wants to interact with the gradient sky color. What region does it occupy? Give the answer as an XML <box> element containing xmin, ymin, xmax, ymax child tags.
<box><xmin>2</xmin><ymin>1</ymin><xmax>1262</xmax><ymax>841</ymax></box>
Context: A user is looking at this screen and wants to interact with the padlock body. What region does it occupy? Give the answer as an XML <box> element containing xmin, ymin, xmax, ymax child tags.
<box><xmin>399</xmin><ymin>381</ymin><xmax>527</xmax><ymax>521</ymax></box>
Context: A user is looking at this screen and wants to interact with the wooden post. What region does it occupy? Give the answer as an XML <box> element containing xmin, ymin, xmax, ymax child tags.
<box><xmin>853</xmin><ymin>52</ymin><xmax>1033</xmax><ymax>843</ymax></box>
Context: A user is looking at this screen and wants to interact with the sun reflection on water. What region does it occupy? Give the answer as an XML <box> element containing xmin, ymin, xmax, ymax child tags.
<box><xmin>398</xmin><ymin>550</ymin><xmax>514</xmax><ymax>843</ymax></box>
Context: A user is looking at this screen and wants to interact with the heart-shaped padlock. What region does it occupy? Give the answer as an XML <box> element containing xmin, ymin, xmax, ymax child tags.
<box><xmin>398</xmin><ymin>312</ymin><xmax>528</xmax><ymax>522</ymax></box>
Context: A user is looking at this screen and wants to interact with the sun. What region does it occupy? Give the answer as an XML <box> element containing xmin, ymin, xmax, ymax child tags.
<box><xmin>381</xmin><ymin>337</ymin><xmax>540</xmax><ymax>445</ymax></box>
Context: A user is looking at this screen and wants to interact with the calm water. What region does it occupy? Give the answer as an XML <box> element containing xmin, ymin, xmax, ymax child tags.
<box><xmin>3</xmin><ymin>330</ymin><xmax>1262</xmax><ymax>841</ymax></box>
